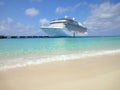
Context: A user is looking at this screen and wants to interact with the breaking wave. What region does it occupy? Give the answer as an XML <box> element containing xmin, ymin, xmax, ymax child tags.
<box><xmin>0</xmin><ymin>49</ymin><xmax>120</xmax><ymax>70</ymax></box>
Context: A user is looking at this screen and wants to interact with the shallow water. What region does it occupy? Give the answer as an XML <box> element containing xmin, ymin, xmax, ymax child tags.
<box><xmin>0</xmin><ymin>36</ymin><xmax>120</xmax><ymax>70</ymax></box>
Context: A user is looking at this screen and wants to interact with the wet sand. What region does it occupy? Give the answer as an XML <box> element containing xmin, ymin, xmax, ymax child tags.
<box><xmin>0</xmin><ymin>53</ymin><xmax>120</xmax><ymax>90</ymax></box>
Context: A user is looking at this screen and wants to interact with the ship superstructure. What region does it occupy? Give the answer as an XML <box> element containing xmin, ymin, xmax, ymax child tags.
<box><xmin>41</xmin><ymin>17</ymin><xmax>87</xmax><ymax>37</ymax></box>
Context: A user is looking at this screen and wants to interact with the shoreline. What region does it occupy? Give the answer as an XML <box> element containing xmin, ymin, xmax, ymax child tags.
<box><xmin>0</xmin><ymin>53</ymin><xmax>120</xmax><ymax>90</ymax></box>
<box><xmin>0</xmin><ymin>50</ymin><xmax>120</xmax><ymax>71</ymax></box>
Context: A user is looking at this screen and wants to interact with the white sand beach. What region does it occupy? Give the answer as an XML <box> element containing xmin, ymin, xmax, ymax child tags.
<box><xmin>0</xmin><ymin>53</ymin><xmax>120</xmax><ymax>90</ymax></box>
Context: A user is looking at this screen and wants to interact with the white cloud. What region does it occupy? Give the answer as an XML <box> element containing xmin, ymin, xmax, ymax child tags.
<box><xmin>25</xmin><ymin>8</ymin><xmax>39</xmax><ymax>16</ymax></box>
<box><xmin>0</xmin><ymin>17</ymin><xmax>44</xmax><ymax>36</ymax></box>
<box><xmin>84</xmin><ymin>2</ymin><xmax>120</xmax><ymax>35</ymax></box>
<box><xmin>56</xmin><ymin>7</ymin><xmax>70</xmax><ymax>14</ymax></box>
<box><xmin>56</xmin><ymin>2</ymin><xmax>86</xmax><ymax>14</ymax></box>
<box><xmin>7</xmin><ymin>17</ymin><xmax>13</xmax><ymax>23</ymax></box>
<box><xmin>39</xmin><ymin>18</ymin><xmax>50</xmax><ymax>27</ymax></box>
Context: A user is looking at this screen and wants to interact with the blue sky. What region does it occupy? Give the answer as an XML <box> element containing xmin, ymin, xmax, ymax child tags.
<box><xmin>0</xmin><ymin>0</ymin><xmax>120</xmax><ymax>36</ymax></box>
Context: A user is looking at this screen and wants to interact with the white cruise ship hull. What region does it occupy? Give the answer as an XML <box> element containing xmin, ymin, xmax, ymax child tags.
<box><xmin>41</xmin><ymin>27</ymin><xmax>86</xmax><ymax>37</ymax></box>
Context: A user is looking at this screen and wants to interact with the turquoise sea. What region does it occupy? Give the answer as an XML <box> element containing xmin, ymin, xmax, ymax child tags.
<box><xmin>0</xmin><ymin>36</ymin><xmax>120</xmax><ymax>70</ymax></box>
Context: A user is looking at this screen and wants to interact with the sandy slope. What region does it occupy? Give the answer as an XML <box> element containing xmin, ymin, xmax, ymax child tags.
<box><xmin>0</xmin><ymin>54</ymin><xmax>120</xmax><ymax>90</ymax></box>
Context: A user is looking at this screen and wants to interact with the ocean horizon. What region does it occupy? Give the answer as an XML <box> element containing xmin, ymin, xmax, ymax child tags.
<box><xmin>0</xmin><ymin>36</ymin><xmax>120</xmax><ymax>70</ymax></box>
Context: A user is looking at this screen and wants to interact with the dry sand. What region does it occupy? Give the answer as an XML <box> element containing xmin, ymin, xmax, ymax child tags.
<box><xmin>0</xmin><ymin>53</ymin><xmax>120</xmax><ymax>90</ymax></box>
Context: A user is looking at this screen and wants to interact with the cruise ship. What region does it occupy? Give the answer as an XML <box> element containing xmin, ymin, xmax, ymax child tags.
<box><xmin>41</xmin><ymin>16</ymin><xmax>87</xmax><ymax>37</ymax></box>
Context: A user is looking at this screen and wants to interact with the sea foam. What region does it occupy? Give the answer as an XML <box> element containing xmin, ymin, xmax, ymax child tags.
<box><xmin>0</xmin><ymin>49</ymin><xmax>120</xmax><ymax>71</ymax></box>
